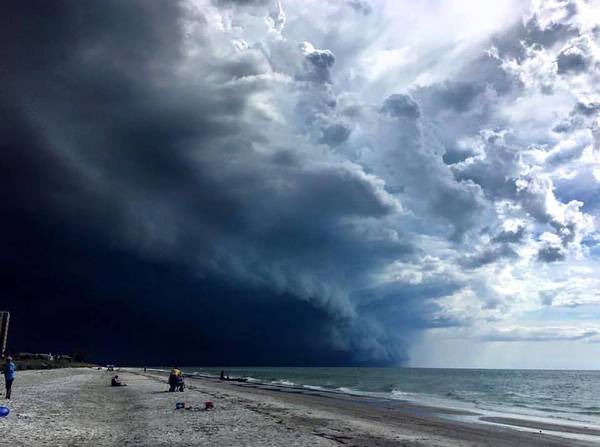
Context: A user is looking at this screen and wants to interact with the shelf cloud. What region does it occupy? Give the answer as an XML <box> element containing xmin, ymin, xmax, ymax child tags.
<box><xmin>2</xmin><ymin>0</ymin><xmax>600</xmax><ymax>367</ymax></box>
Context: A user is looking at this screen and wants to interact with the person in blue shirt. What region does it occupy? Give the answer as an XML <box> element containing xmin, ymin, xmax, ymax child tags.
<box><xmin>4</xmin><ymin>356</ymin><xmax>16</xmax><ymax>400</ymax></box>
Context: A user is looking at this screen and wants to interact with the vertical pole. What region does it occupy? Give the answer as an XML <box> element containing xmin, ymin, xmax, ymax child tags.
<box><xmin>0</xmin><ymin>312</ymin><xmax>9</xmax><ymax>358</ymax></box>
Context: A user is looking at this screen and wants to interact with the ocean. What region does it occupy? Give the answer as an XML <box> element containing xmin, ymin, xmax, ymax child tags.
<box><xmin>176</xmin><ymin>367</ymin><xmax>600</xmax><ymax>426</ymax></box>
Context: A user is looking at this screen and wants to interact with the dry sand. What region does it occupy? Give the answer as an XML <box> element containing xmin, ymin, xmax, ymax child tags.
<box><xmin>1</xmin><ymin>368</ymin><xmax>598</xmax><ymax>446</ymax></box>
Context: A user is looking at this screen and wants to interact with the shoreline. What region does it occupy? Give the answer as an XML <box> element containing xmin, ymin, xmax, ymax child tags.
<box><xmin>156</xmin><ymin>367</ymin><xmax>600</xmax><ymax>427</ymax></box>
<box><xmin>2</xmin><ymin>368</ymin><xmax>598</xmax><ymax>446</ymax></box>
<box><xmin>141</xmin><ymin>368</ymin><xmax>600</xmax><ymax>445</ymax></box>
<box><xmin>157</xmin><ymin>368</ymin><xmax>600</xmax><ymax>439</ymax></box>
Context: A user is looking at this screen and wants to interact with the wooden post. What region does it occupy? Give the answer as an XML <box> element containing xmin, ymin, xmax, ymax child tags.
<box><xmin>0</xmin><ymin>311</ymin><xmax>10</xmax><ymax>358</ymax></box>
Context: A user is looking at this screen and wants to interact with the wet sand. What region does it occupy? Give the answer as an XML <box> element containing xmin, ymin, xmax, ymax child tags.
<box><xmin>1</xmin><ymin>368</ymin><xmax>598</xmax><ymax>446</ymax></box>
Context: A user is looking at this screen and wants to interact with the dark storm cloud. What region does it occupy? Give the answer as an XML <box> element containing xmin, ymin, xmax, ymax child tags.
<box><xmin>552</xmin><ymin>118</ymin><xmax>581</xmax><ymax>133</ymax></box>
<box><xmin>320</xmin><ymin>123</ymin><xmax>351</xmax><ymax>146</ymax></box>
<box><xmin>459</xmin><ymin>244</ymin><xmax>519</xmax><ymax>269</ymax></box>
<box><xmin>381</xmin><ymin>94</ymin><xmax>421</xmax><ymax>119</ymax></box>
<box><xmin>450</xmin><ymin>134</ymin><xmax>582</xmax><ymax>247</ymax></box>
<box><xmin>0</xmin><ymin>213</ymin><xmax>362</xmax><ymax>366</ymax></box>
<box><xmin>420</xmin><ymin>82</ymin><xmax>485</xmax><ymax>114</ymax></box>
<box><xmin>575</xmin><ymin>100</ymin><xmax>600</xmax><ymax>116</ymax></box>
<box><xmin>524</xmin><ymin>20</ymin><xmax>578</xmax><ymax>48</ymax></box>
<box><xmin>5</xmin><ymin>0</ymin><xmax>596</xmax><ymax>367</ymax></box>
<box><xmin>373</xmin><ymin>92</ymin><xmax>486</xmax><ymax>241</ymax></box>
<box><xmin>2</xmin><ymin>0</ymin><xmax>183</xmax><ymax>78</ymax></box>
<box><xmin>442</xmin><ymin>147</ymin><xmax>475</xmax><ymax>165</ymax></box>
<box><xmin>470</xmin><ymin>15</ymin><xmax>578</xmax><ymax>98</ymax></box>
<box><xmin>0</xmin><ymin>0</ymin><xmax>416</xmax><ymax>364</ymax></box>
<box><xmin>451</xmin><ymin>140</ymin><xmax>519</xmax><ymax>203</ymax></box>
<box><xmin>491</xmin><ymin>15</ymin><xmax>578</xmax><ymax>60</ymax></box>
<box><xmin>492</xmin><ymin>226</ymin><xmax>525</xmax><ymax>243</ymax></box>
<box><xmin>557</xmin><ymin>45</ymin><xmax>591</xmax><ymax>74</ymax></box>
<box><xmin>537</xmin><ymin>246</ymin><xmax>566</xmax><ymax>263</ymax></box>
<box><xmin>351</xmin><ymin>279</ymin><xmax>466</xmax><ymax>359</ymax></box>
<box><xmin>308</xmin><ymin>279</ymin><xmax>455</xmax><ymax>363</ymax></box>
<box><xmin>303</xmin><ymin>47</ymin><xmax>336</xmax><ymax>83</ymax></box>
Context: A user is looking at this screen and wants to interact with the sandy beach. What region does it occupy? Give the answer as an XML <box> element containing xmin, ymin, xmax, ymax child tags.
<box><xmin>1</xmin><ymin>368</ymin><xmax>599</xmax><ymax>446</ymax></box>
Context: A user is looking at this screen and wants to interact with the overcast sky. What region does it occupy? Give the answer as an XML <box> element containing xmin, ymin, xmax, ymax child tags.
<box><xmin>2</xmin><ymin>0</ymin><xmax>600</xmax><ymax>368</ymax></box>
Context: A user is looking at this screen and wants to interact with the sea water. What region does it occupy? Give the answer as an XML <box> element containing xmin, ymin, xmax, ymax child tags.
<box><xmin>178</xmin><ymin>367</ymin><xmax>600</xmax><ymax>426</ymax></box>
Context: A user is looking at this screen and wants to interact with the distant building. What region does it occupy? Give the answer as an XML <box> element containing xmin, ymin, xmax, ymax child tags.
<box><xmin>0</xmin><ymin>311</ymin><xmax>9</xmax><ymax>357</ymax></box>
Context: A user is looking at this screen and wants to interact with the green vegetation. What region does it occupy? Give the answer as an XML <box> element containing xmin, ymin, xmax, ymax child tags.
<box><xmin>12</xmin><ymin>359</ymin><xmax>96</xmax><ymax>371</ymax></box>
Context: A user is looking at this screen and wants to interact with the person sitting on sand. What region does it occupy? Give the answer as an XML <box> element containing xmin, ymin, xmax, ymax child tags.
<box><xmin>168</xmin><ymin>367</ymin><xmax>183</xmax><ymax>392</ymax></box>
<box><xmin>3</xmin><ymin>356</ymin><xmax>16</xmax><ymax>399</ymax></box>
<box><xmin>111</xmin><ymin>375</ymin><xmax>126</xmax><ymax>387</ymax></box>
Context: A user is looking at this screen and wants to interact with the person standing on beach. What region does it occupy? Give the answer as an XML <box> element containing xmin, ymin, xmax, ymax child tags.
<box><xmin>3</xmin><ymin>356</ymin><xmax>16</xmax><ymax>400</ymax></box>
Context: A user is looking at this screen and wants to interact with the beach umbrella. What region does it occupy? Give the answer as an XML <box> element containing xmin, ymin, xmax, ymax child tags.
<box><xmin>0</xmin><ymin>406</ymin><xmax>9</xmax><ymax>417</ymax></box>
